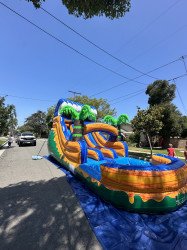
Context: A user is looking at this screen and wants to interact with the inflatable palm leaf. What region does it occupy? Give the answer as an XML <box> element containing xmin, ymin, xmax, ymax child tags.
<box><xmin>103</xmin><ymin>115</ymin><xmax>117</xmax><ymax>126</ymax></box>
<box><xmin>79</xmin><ymin>105</ymin><xmax>91</xmax><ymax>121</ymax></box>
<box><xmin>89</xmin><ymin>112</ymin><xmax>96</xmax><ymax>122</ymax></box>
<box><xmin>59</xmin><ymin>105</ymin><xmax>79</xmax><ymax>120</ymax></box>
<box><xmin>117</xmin><ymin>114</ymin><xmax>129</xmax><ymax>126</ymax></box>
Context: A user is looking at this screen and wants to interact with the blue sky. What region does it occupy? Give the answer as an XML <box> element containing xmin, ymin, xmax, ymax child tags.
<box><xmin>0</xmin><ymin>0</ymin><xmax>187</xmax><ymax>125</ymax></box>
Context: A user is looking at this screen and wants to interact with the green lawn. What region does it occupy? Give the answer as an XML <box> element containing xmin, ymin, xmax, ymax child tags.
<box><xmin>0</xmin><ymin>139</ymin><xmax>7</xmax><ymax>147</ymax></box>
<box><xmin>128</xmin><ymin>146</ymin><xmax>185</xmax><ymax>158</ymax></box>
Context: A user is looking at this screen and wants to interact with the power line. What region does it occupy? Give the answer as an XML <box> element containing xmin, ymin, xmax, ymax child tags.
<box><xmin>0</xmin><ymin>93</ymin><xmax>55</xmax><ymax>102</ymax></box>
<box><xmin>173</xmin><ymin>78</ymin><xmax>187</xmax><ymax>115</ymax></box>
<box><xmin>90</xmin><ymin>57</ymin><xmax>181</xmax><ymax>97</ymax></box>
<box><xmin>116</xmin><ymin>0</ymin><xmax>182</xmax><ymax>54</ymax></box>
<box><xmin>41</xmin><ymin>7</ymin><xmax>157</xmax><ymax>80</ymax></box>
<box><xmin>68</xmin><ymin>90</ymin><xmax>81</xmax><ymax>97</ymax></box>
<box><xmin>1</xmin><ymin>73</ymin><xmax>186</xmax><ymax>109</ymax></box>
<box><xmin>129</xmin><ymin>25</ymin><xmax>187</xmax><ymax>63</ymax></box>
<box><xmin>180</xmin><ymin>55</ymin><xmax>187</xmax><ymax>73</ymax></box>
<box><xmin>0</xmin><ymin>2</ymin><xmax>147</xmax><ymax>87</ymax></box>
<box><xmin>111</xmin><ymin>91</ymin><xmax>145</xmax><ymax>105</ymax></box>
<box><xmin>176</xmin><ymin>87</ymin><xmax>187</xmax><ymax>115</ymax></box>
<box><xmin>109</xmin><ymin>73</ymin><xmax>187</xmax><ymax>106</ymax></box>
<box><xmin>168</xmin><ymin>73</ymin><xmax>187</xmax><ymax>82</ymax></box>
<box><xmin>108</xmin><ymin>89</ymin><xmax>145</xmax><ymax>103</ymax></box>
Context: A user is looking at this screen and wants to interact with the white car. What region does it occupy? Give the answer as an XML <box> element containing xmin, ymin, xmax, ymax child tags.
<box><xmin>17</xmin><ymin>132</ymin><xmax>36</xmax><ymax>146</ymax></box>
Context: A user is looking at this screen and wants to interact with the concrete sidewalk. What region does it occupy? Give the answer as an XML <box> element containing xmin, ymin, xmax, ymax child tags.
<box><xmin>0</xmin><ymin>141</ymin><xmax>101</xmax><ymax>250</ymax></box>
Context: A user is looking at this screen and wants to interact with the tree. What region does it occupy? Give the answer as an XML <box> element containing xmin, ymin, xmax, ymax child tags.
<box><xmin>145</xmin><ymin>80</ymin><xmax>184</xmax><ymax>147</ymax></box>
<box><xmin>46</xmin><ymin>105</ymin><xmax>55</xmax><ymax>129</ymax></box>
<box><xmin>131</xmin><ymin>106</ymin><xmax>163</xmax><ymax>155</ymax></box>
<box><xmin>0</xmin><ymin>97</ymin><xmax>18</xmax><ymax>135</ymax></box>
<box><xmin>181</xmin><ymin>116</ymin><xmax>187</xmax><ymax>138</ymax></box>
<box><xmin>159</xmin><ymin>103</ymin><xmax>183</xmax><ymax>147</ymax></box>
<box><xmin>24</xmin><ymin>111</ymin><xmax>48</xmax><ymax>137</ymax></box>
<box><xmin>146</xmin><ymin>80</ymin><xmax>176</xmax><ymax>106</ymax></box>
<box><xmin>70</xmin><ymin>95</ymin><xmax>116</xmax><ymax>120</ymax></box>
<box><xmin>27</xmin><ymin>0</ymin><xmax>131</xmax><ymax>19</ymax></box>
<box><xmin>6</xmin><ymin>104</ymin><xmax>18</xmax><ymax>135</ymax></box>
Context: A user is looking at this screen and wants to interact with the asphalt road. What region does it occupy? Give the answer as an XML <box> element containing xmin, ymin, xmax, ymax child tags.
<box><xmin>0</xmin><ymin>140</ymin><xmax>101</xmax><ymax>250</ymax></box>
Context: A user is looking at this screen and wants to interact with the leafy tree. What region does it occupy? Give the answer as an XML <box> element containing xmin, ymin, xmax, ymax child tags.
<box><xmin>70</xmin><ymin>95</ymin><xmax>116</xmax><ymax>121</ymax></box>
<box><xmin>24</xmin><ymin>110</ymin><xmax>48</xmax><ymax>137</ymax></box>
<box><xmin>131</xmin><ymin>106</ymin><xmax>163</xmax><ymax>155</ymax></box>
<box><xmin>146</xmin><ymin>80</ymin><xmax>176</xmax><ymax>106</ymax></box>
<box><xmin>27</xmin><ymin>0</ymin><xmax>131</xmax><ymax>19</ymax></box>
<box><xmin>145</xmin><ymin>80</ymin><xmax>184</xmax><ymax>147</ymax></box>
<box><xmin>181</xmin><ymin>116</ymin><xmax>187</xmax><ymax>138</ymax></box>
<box><xmin>159</xmin><ymin>103</ymin><xmax>183</xmax><ymax>147</ymax></box>
<box><xmin>46</xmin><ymin>105</ymin><xmax>55</xmax><ymax>129</ymax></box>
<box><xmin>0</xmin><ymin>97</ymin><xmax>18</xmax><ymax>135</ymax></box>
<box><xmin>6</xmin><ymin>104</ymin><xmax>18</xmax><ymax>135</ymax></box>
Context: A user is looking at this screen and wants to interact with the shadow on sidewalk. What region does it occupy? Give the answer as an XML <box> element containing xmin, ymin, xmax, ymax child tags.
<box><xmin>0</xmin><ymin>177</ymin><xmax>97</xmax><ymax>250</ymax></box>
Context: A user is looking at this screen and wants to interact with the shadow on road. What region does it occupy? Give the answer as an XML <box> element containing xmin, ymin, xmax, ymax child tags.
<box><xmin>0</xmin><ymin>177</ymin><xmax>96</xmax><ymax>250</ymax></box>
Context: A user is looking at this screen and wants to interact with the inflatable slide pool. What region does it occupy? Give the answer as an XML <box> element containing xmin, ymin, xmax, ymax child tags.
<box><xmin>48</xmin><ymin>99</ymin><xmax>187</xmax><ymax>213</ymax></box>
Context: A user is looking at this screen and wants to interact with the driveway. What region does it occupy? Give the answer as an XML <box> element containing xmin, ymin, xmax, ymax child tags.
<box><xmin>0</xmin><ymin>140</ymin><xmax>101</xmax><ymax>250</ymax></box>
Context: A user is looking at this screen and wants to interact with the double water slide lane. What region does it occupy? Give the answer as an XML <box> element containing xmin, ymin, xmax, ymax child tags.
<box><xmin>65</xmin><ymin>119</ymin><xmax>123</xmax><ymax>161</ymax></box>
<box><xmin>65</xmin><ymin>120</ymin><xmax>104</xmax><ymax>161</ymax></box>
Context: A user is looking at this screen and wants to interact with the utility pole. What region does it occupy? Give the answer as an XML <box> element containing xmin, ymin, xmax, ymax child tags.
<box><xmin>180</xmin><ymin>55</ymin><xmax>187</xmax><ymax>73</ymax></box>
<box><xmin>68</xmin><ymin>90</ymin><xmax>81</xmax><ymax>97</ymax></box>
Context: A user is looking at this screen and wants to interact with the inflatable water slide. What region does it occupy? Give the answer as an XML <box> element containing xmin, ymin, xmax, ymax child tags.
<box><xmin>48</xmin><ymin>99</ymin><xmax>187</xmax><ymax>213</ymax></box>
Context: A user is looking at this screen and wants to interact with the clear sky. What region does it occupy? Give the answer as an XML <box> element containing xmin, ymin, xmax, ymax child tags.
<box><xmin>0</xmin><ymin>0</ymin><xmax>187</xmax><ymax>125</ymax></box>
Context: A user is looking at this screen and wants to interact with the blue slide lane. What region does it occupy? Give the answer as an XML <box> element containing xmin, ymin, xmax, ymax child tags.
<box><xmin>47</xmin><ymin>156</ymin><xmax>187</xmax><ymax>250</ymax></box>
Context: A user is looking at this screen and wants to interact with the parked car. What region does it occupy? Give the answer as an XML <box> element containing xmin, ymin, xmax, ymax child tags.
<box><xmin>17</xmin><ymin>132</ymin><xmax>36</xmax><ymax>146</ymax></box>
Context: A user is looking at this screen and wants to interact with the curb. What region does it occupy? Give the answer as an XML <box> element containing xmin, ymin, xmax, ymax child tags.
<box><xmin>129</xmin><ymin>150</ymin><xmax>185</xmax><ymax>160</ymax></box>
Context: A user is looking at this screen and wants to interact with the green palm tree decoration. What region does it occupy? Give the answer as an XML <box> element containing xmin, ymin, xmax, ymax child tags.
<box><xmin>59</xmin><ymin>104</ymin><xmax>96</xmax><ymax>141</ymax></box>
<box><xmin>117</xmin><ymin>114</ymin><xmax>129</xmax><ymax>127</ymax></box>
<box><xmin>88</xmin><ymin>112</ymin><xmax>96</xmax><ymax>122</ymax></box>
<box><xmin>117</xmin><ymin>114</ymin><xmax>129</xmax><ymax>141</ymax></box>
<box><xmin>59</xmin><ymin>105</ymin><xmax>79</xmax><ymax>120</ymax></box>
<box><xmin>79</xmin><ymin>105</ymin><xmax>96</xmax><ymax>122</ymax></box>
<box><xmin>79</xmin><ymin>105</ymin><xmax>91</xmax><ymax>121</ymax></box>
<box><xmin>103</xmin><ymin>115</ymin><xmax>117</xmax><ymax>126</ymax></box>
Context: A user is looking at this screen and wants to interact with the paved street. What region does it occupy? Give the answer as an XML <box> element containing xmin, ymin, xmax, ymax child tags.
<box><xmin>0</xmin><ymin>140</ymin><xmax>101</xmax><ymax>250</ymax></box>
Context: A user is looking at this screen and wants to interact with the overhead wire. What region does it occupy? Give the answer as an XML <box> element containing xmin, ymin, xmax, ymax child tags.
<box><xmin>41</xmin><ymin>7</ymin><xmax>157</xmax><ymax>80</ymax></box>
<box><xmin>115</xmin><ymin>0</ymin><xmax>183</xmax><ymax>54</ymax></box>
<box><xmin>129</xmin><ymin>25</ymin><xmax>187</xmax><ymax>63</ymax></box>
<box><xmin>90</xmin><ymin>57</ymin><xmax>181</xmax><ymax>97</ymax></box>
<box><xmin>109</xmin><ymin>73</ymin><xmax>187</xmax><ymax>105</ymax></box>
<box><xmin>1</xmin><ymin>2</ymin><xmax>186</xmax><ymax>110</ymax></box>
<box><xmin>0</xmin><ymin>93</ymin><xmax>55</xmax><ymax>102</ymax></box>
<box><xmin>0</xmin><ymin>1</ymin><xmax>146</xmax><ymax>87</ymax></box>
